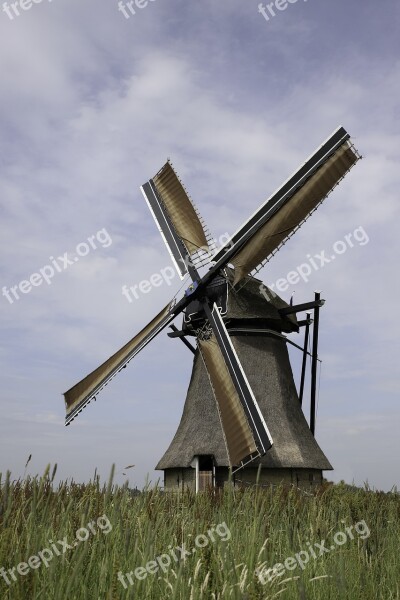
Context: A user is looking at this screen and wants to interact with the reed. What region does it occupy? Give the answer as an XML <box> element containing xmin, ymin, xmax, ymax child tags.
<box><xmin>0</xmin><ymin>467</ymin><xmax>399</xmax><ymax>599</ymax></box>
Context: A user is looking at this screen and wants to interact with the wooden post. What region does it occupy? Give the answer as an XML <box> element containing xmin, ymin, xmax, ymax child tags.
<box><xmin>310</xmin><ymin>292</ymin><xmax>321</xmax><ymax>436</ymax></box>
<box><xmin>299</xmin><ymin>312</ymin><xmax>312</xmax><ymax>407</ymax></box>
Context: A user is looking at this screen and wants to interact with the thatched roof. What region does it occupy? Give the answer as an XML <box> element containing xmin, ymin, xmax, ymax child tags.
<box><xmin>156</xmin><ymin>279</ymin><xmax>332</xmax><ymax>471</ymax></box>
<box><xmin>226</xmin><ymin>274</ymin><xmax>298</xmax><ymax>333</ymax></box>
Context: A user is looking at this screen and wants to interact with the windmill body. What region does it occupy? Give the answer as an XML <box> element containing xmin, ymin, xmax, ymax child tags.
<box><xmin>158</xmin><ymin>274</ymin><xmax>332</xmax><ymax>490</ymax></box>
<box><xmin>63</xmin><ymin>126</ymin><xmax>361</xmax><ymax>491</ymax></box>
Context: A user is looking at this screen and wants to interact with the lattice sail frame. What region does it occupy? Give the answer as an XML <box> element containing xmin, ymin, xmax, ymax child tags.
<box><xmin>165</xmin><ymin>160</ymin><xmax>218</xmax><ymax>269</ymax></box>
<box><xmin>245</xmin><ymin>141</ymin><xmax>362</xmax><ymax>284</ymax></box>
<box><xmin>210</xmin><ymin>128</ymin><xmax>361</xmax><ymax>287</ymax></box>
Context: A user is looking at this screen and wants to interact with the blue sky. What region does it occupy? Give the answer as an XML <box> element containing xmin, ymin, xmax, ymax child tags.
<box><xmin>0</xmin><ymin>0</ymin><xmax>399</xmax><ymax>490</ymax></box>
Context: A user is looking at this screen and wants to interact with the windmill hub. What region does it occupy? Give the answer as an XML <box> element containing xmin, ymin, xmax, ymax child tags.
<box><xmin>195</xmin><ymin>322</ymin><xmax>213</xmax><ymax>342</ymax></box>
<box><xmin>183</xmin><ymin>275</ymin><xmax>228</xmax><ymax>333</ymax></box>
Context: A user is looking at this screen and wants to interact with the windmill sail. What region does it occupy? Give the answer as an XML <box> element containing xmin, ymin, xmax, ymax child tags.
<box><xmin>212</xmin><ymin>127</ymin><xmax>361</xmax><ymax>284</ymax></box>
<box><xmin>64</xmin><ymin>301</ymin><xmax>176</xmax><ymax>425</ymax></box>
<box><xmin>199</xmin><ymin>303</ymin><xmax>273</xmax><ymax>469</ymax></box>
<box><xmin>141</xmin><ymin>161</ymin><xmax>209</xmax><ymax>279</ymax></box>
<box><xmin>199</xmin><ymin>336</ymin><xmax>257</xmax><ymax>466</ymax></box>
<box><xmin>141</xmin><ymin>180</ymin><xmax>190</xmax><ymax>279</ymax></box>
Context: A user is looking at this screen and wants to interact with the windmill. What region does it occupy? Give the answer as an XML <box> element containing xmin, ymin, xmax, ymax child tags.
<box><xmin>63</xmin><ymin>126</ymin><xmax>360</xmax><ymax>490</ymax></box>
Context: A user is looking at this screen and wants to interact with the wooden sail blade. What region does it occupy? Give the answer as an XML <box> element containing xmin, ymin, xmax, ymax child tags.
<box><xmin>141</xmin><ymin>180</ymin><xmax>190</xmax><ymax>280</ymax></box>
<box><xmin>64</xmin><ymin>301</ymin><xmax>176</xmax><ymax>425</ymax></box>
<box><xmin>141</xmin><ymin>161</ymin><xmax>209</xmax><ymax>279</ymax></box>
<box><xmin>152</xmin><ymin>161</ymin><xmax>208</xmax><ymax>255</ymax></box>
<box><xmin>199</xmin><ymin>303</ymin><xmax>273</xmax><ymax>470</ymax></box>
<box><xmin>211</xmin><ymin>127</ymin><xmax>361</xmax><ymax>284</ymax></box>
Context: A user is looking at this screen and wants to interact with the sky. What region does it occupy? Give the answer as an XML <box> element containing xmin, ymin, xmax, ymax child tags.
<box><xmin>0</xmin><ymin>0</ymin><xmax>399</xmax><ymax>491</ymax></box>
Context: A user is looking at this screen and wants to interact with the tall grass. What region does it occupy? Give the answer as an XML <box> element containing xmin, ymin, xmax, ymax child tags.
<box><xmin>0</xmin><ymin>466</ymin><xmax>399</xmax><ymax>599</ymax></box>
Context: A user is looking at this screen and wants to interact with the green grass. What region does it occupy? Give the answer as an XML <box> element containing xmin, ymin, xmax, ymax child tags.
<box><xmin>1</xmin><ymin>466</ymin><xmax>399</xmax><ymax>599</ymax></box>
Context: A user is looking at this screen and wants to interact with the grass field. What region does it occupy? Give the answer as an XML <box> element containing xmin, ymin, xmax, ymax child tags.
<box><xmin>0</xmin><ymin>465</ymin><xmax>399</xmax><ymax>599</ymax></box>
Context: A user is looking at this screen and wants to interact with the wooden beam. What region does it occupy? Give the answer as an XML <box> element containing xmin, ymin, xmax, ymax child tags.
<box><xmin>310</xmin><ymin>293</ymin><xmax>321</xmax><ymax>435</ymax></box>
<box><xmin>279</xmin><ymin>299</ymin><xmax>325</xmax><ymax>316</ymax></box>
<box><xmin>168</xmin><ymin>325</ymin><xmax>196</xmax><ymax>354</ymax></box>
<box><xmin>299</xmin><ymin>312</ymin><xmax>312</xmax><ymax>407</ymax></box>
